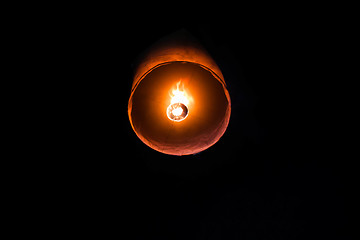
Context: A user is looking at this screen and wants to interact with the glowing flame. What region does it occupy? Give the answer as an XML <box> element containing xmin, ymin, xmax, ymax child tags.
<box><xmin>167</xmin><ymin>81</ymin><xmax>191</xmax><ymax>122</ymax></box>
<box><xmin>172</xmin><ymin>106</ymin><xmax>183</xmax><ymax>116</ymax></box>
<box><xmin>170</xmin><ymin>81</ymin><xmax>190</xmax><ymax>106</ymax></box>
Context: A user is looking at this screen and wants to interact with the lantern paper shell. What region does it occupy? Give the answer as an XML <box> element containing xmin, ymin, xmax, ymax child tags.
<box><xmin>128</xmin><ymin>32</ymin><xmax>231</xmax><ymax>155</ymax></box>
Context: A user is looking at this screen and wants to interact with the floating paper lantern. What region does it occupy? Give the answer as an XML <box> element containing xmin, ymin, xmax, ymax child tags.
<box><xmin>128</xmin><ymin>32</ymin><xmax>231</xmax><ymax>155</ymax></box>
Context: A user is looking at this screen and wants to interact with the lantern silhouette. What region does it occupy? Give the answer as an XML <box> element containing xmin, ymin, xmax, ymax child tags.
<box><xmin>128</xmin><ymin>31</ymin><xmax>231</xmax><ymax>155</ymax></box>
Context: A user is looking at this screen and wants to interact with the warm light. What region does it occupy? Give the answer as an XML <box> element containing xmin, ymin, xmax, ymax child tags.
<box><xmin>170</xmin><ymin>81</ymin><xmax>190</xmax><ymax>106</ymax></box>
<box><xmin>128</xmin><ymin>31</ymin><xmax>231</xmax><ymax>155</ymax></box>
<box><xmin>172</xmin><ymin>107</ymin><xmax>183</xmax><ymax>116</ymax></box>
<box><xmin>167</xmin><ymin>81</ymin><xmax>191</xmax><ymax>122</ymax></box>
<box><xmin>167</xmin><ymin>102</ymin><xmax>188</xmax><ymax>122</ymax></box>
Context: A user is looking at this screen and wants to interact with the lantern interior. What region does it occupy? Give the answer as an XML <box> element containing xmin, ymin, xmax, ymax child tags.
<box><xmin>129</xmin><ymin>61</ymin><xmax>230</xmax><ymax>155</ymax></box>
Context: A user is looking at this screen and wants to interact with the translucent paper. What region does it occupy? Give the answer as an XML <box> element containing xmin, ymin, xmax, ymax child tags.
<box><xmin>128</xmin><ymin>31</ymin><xmax>231</xmax><ymax>155</ymax></box>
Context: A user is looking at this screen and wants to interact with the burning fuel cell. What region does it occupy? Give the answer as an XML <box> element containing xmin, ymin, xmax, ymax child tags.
<box><xmin>166</xmin><ymin>80</ymin><xmax>191</xmax><ymax>122</ymax></box>
<box><xmin>167</xmin><ymin>102</ymin><xmax>188</xmax><ymax>122</ymax></box>
<box><xmin>128</xmin><ymin>31</ymin><xmax>231</xmax><ymax>156</ymax></box>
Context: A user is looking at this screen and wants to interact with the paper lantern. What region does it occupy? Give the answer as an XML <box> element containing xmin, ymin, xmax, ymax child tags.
<box><xmin>128</xmin><ymin>32</ymin><xmax>231</xmax><ymax>155</ymax></box>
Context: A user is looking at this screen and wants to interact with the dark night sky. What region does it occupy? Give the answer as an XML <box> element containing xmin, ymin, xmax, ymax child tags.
<box><xmin>45</xmin><ymin>9</ymin><xmax>354</xmax><ymax>239</ymax></box>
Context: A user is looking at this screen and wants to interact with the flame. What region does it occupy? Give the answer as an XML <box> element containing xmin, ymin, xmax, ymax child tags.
<box><xmin>172</xmin><ymin>106</ymin><xmax>183</xmax><ymax>116</ymax></box>
<box><xmin>167</xmin><ymin>80</ymin><xmax>192</xmax><ymax>121</ymax></box>
<box><xmin>170</xmin><ymin>80</ymin><xmax>191</xmax><ymax>106</ymax></box>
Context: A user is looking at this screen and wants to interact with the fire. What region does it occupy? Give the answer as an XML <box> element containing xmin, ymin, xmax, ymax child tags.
<box><xmin>172</xmin><ymin>106</ymin><xmax>183</xmax><ymax>116</ymax></box>
<box><xmin>170</xmin><ymin>81</ymin><xmax>190</xmax><ymax>106</ymax></box>
<box><xmin>167</xmin><ymin>81</ymin><xmax>191</xmax><ymax>122</ymax></box>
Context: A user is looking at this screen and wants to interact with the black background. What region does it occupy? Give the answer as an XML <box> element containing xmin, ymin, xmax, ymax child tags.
<box><xmin>43</xmin><ymin>8</ymin><xmax>354</xmax><ymax>239</ymax></box>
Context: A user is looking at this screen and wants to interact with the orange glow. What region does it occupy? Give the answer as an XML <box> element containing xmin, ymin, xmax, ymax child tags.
<box><xmin>167</xmin><ymin>102</ymin><xmax>188</xmax><ymax>122</ymax></box>
<box><xmin>172</xmin><ymin>107</ymin><xmax>183</xmax><ymax>116</ymax></box>
<box><xmin>128</xmin><ymin>31</ymin><xmax>231</xmax><ymax>156</ymax></box>
<box><xmin>167</xmin><ymin>80</ymin><xmax>192</xmax><ymax>122</ymax></box>
<box><xmin>169</xmin><ymin>80</ymin><xmax>192</xmax><ymax>107</ymax></box>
